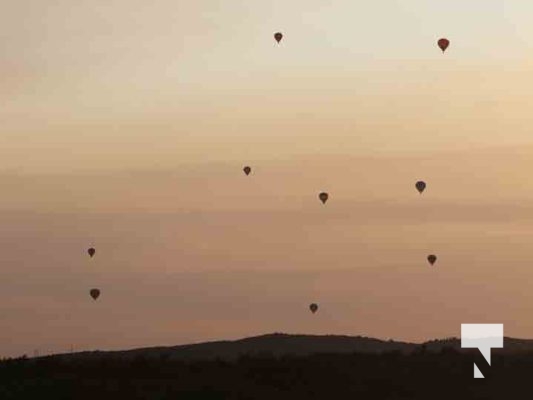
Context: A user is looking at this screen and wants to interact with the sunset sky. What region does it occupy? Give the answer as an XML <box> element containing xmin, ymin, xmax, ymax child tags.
<box><xmin>3</xmin><ymin>0</ymin><xmax>533</xmax><ymax>357</ymax></box>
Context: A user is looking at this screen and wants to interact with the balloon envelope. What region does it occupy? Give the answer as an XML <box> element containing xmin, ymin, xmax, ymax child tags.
<box><xmin>415</xmin><ymin>181</ymin><xmax>426</xmax><ymax>194</ymax></box>
<box><xmin>243</xmin><ymin>166</ymin><xmax>251</xmax><ymax>176</ymax></box>
<box><xmin>274</xmin><ymin>32</ymin><xmax>283</xmax><ymax>43</ymax></box>
<box><xmin>319</xmin><ymin>192</ymin><xmax>329</xmax><ymax>204</ymax></box>
<box><xmin>90</xmin><ymin>288</ymin><xmax>100</xmax><ymax>300</ymax></box>
<box><xmin>88</xmin><ymin>248</ymin><xmax>95</xmax><ymax>257</ymax></box>
<box><xmin>427</xmin><ymin>255</ymin><xmax>437</xmax><ymax>265</ymax></box>
<box><xmin>438</xmin><ymin>38</ymin><xmax>449</xmax><ymax>52</ymax></box>
<box><xmin>309</xmin><ymin>303</ymin><xmax>318</xmax><ymax>313</ymax></box>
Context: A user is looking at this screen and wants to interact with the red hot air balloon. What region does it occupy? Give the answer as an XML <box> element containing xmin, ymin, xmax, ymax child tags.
<box><xmin>243</xmin><ymin>166</ymin><xmax>251</xmax><ymax>176</ymax></box>
<box><xmin>88</xmin><ymin>248</ymin><xmax>95</xmax><ymax>258</ymax></box>
<box><xmin>309</xmin><ymin>303</ymin><xmax>318</xmax><ymax>314</ymax></box>
<box><xmin>427</xmin><ymin>254</ymin><xmax>437</xmax><ymax>266</ymax></box>
<box><xmin>319</xmin><ymin>192</ymin><xmax>329</xmax><ymax>204</ymax></box>
<box><xmin>274</xmin><ymin>32</ymin><xmax>283</xmax><ymax>43</ymax></box>
<box><xmin>415</xmin><ymin>181</ymin><xmax>426</xmax><ymax>194</ymax></box>
<box><xmin>90</xmin><ymin>288</ymin><xmax>100</xmax><ymax>300</ymax></box>
<box><xmin>438</xmin><ymin>38</ymin><xmax>449</xmax><ymax>52</ymax></box>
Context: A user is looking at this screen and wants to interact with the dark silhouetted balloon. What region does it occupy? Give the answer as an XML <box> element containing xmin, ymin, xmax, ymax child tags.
<box><xmin>243</xmin><ymin>166</ymin><xmax>251</xmax><ymax>176</ymax></box>
<box><xmin>88</xmin><ymin>248</ymin><xmax>95</xmax><ymax>258</ymax></box>
<box><xmin>309</xmin><ymin>303</ymin><xmax>318</xmax><ymax>313</ymax></box>
<box><xmin>319</xmin><ymin>192</ymin><xmax>329</xmax><ymax>204</ymax></box>
<box><xmin>274</xmin><ymin>32</ymin><xmax>283</xmax><ymax>43</ymax></box>
<box><xmin>90</xmin><ymin>288</ymin><xmax>100</xmax><ymax>300</ymax></box>
<box><xmin>415</xmin><ymin>181</ymin><xmax>426</xmax><ymax>194</ymax></box>
<box><xmin>438</xmin><ymin>38</ymin><xmax>449</xmax><ymax>52</ymax></box>
<box><xmin>427</xmin><ymin>254</ymin><xmax>437</xmax><ymax>266</ymax></box>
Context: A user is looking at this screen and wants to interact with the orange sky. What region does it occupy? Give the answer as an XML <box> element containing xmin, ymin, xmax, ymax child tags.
<box><xmin>2</xmin><ymin>0</ymin><xmax>533</xmax><ymax>357</ymax></box>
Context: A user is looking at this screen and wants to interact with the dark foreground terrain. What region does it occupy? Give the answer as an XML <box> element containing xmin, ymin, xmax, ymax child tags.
<box><xmin>2</xmin><ymin>334</ymin><xmax>532</xmax><ymax>399</ymax></box>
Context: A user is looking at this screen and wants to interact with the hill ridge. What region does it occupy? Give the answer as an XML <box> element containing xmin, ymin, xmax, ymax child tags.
<box><xmin>42</xmin><ymin>333</ymin><xmax>533</xmax><ymax>362</ymax></box>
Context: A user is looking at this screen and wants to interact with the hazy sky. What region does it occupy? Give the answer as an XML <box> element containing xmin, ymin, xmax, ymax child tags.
<box><xmin>2</xmin><ymin>0</ymin><xmax>533</xmax><ymax>357</ymax></box>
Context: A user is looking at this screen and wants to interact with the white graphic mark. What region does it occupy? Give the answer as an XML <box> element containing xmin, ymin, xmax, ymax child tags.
<box><xmin>461</xmin><ymin>324</ymin><xmax>503</xmax><ymax>378</ymax></box>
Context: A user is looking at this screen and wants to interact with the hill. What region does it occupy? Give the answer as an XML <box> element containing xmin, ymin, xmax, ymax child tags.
<box><xmin>3</xmin><ymin>336</ymin><xmax>533</xmax><ymax>399</ymax></box>
<box><xmin>48</xmin><ymin>333</ymin><xmax>533</xmax><ymax>362</ymax></box>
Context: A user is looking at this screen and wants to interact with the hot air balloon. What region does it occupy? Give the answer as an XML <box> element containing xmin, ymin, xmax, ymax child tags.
<box><xmin>438</xmin><ymin>38</ymin><xmax>449</xmax><ymax>52</ymax></box>
<box><xmin>427</xmin><ymin>254</ymin><xmax>437</xmax><ymax>266</ymax></box>
<box><xmin>88</xmin><ymin>247</ymin><xmax>95</xmax><ymax>258</ymax></box>
<box><xmin>309</xmin><ymin>303</ymin><xmax>318</xmax><ymax>314</ymax></box>
<box><xmin>274</xmin><ymin>32</ymin><xmax>283</xmax><ymax>43</ymax></box>
<box><xmin>90</xmin><ymin>288</ymin><xmax>100</xmax><ymax>300</ymax></box>
<box><xmin>243</xmin><ymin>166</ymin><xmax>251</xmax><ymax>176</ymax></box>
<box><xmin>415</xmin><ymin>181</ymin><xmax>426</xmax><ymax>194</ymax></box>
<box><xmin>319</xmin><ymin>192</ymin><xmax>329</xmax><ymax>204</ymax></box>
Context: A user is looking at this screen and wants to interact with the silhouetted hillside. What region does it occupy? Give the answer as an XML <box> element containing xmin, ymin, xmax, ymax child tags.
<box><xmin>47</xmin><ymin>333</ymin><xmax>533</xmax><ymax>363</ymax></box>
<box><xmin>2</xmin><ymin>340</ymin><xmax>533</xmax><ymax>399</ymax></box>
<box><xmin>52</xmin><ymin>333</ymin><xmax>417</xmax><ymax>363</ymax></box>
